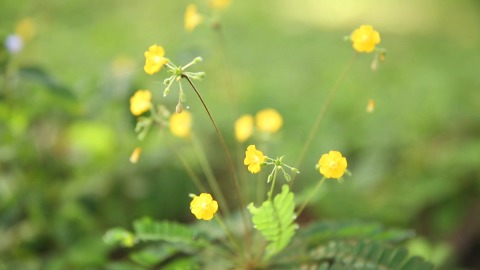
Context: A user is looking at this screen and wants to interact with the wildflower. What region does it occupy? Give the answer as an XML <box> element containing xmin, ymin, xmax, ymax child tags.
<box><xmin>318</xmin><ymin>151</ymin><xmax>348</xmax><ymax>179</ymax></box>
<box><xmin>256</xmin><ymin>108</ymin><xmax>283</xmax><ymax>133</ymax></box>
<box><xmin>366</xmin><ymin>99</ymin><xmax>375</xmax><ymax>113</ymax></box>
<box><xmin>351</xmin><ymin>25</ymin><xmax>381</xmax><ymax>53</ymax></box>
<box><xmin>210</xmin><ymin>0</ymin><xmax>231</xmax><ymax>10</ymax></box>
<box><xmin>169</xmin><ymin>111</ymin><xmax>192</xmax><ymax>138</ymax></box>
<box><xmin>144</xmin><ymin>45</ymin><xmax>168</xmax><ymax>75</ymax></box>
<box><xmin>234</xmin><ymin>114</ymin><xmax>254</xmax><ymax>142</ymax></box>
<box><xmin>184</xmin><ymin>4</ymin><xmax>202</xmax><ymax>32</ymax></box>
<box><xmin>244</xmin><ymin>145</ymin><xmax>266</xmax><ymax>174</ymax></box>
<box><xmin>16</xmin><ymin>18</ymin><xmax>35</xmax><ymax>41</ymax></box>
<box><xmin>130</xmin><ymin>90</ymin><xmax>152</xmax><ymax>116</ymax></box>
<box><xmin>190</xmin><ymin>193</ymin><xmax>218</xmax><ymax>221</ymax></box>
<box><xmin>129</xmin><ymin>147</ymin><xmax>142</xmax><ymax>164</ymax></box>
<box><xmin>4</xmin><ymin>35</ymin><xmax>23</xmax><ymax>54</ymax></box>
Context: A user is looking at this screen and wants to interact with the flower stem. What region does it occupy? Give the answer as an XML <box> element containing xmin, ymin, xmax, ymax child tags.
<box><xmin>291</xmin><ymin>53</ymin><xmax>357</xmax><ymax>187</ymax></box>
<box><xmin>191</xmin><ymin>133</ymin><xmax>231</xmax><ymax>217</ymax></box>
<box><xmin>267</xmin><ymin>166</ymin><xmax>279</xmax><ymax>201</ymax></box>
<box><xmin>296</xmin><ymin>177</ymin><xmax>326</xmax><ymax>217</ymax></box>
<box><xmin>182</xmin><ymin>75</ymin><xmax>251</xmax><ymax>248</ymax></box>
<box><xmin>215</xmin><ymin>214</ymin><xmax>243</xmax><ymax>256</ymax></box>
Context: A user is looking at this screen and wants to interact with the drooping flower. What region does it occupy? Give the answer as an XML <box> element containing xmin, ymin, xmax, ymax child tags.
<box><xmin>351</xmin><ymin>25</ymin><xmax>381</xmax><ymax>53</ymax></box>
<box><xmin>244</xmin><ymin>145</ymin><xmax>265</xmax><ymax>174</ymax></box>
<box><xmin>318</xmin><ymin>151</ymin><xmax>348</xmax><ymax>179</ymax></box>
<box><xmin>169</xmin><ymin>111</ymin><xmax>192</xmax><ymax>138</ymax></box>
<box><xmin>184</xmin><ymin>4</ymin><xmax>202</xmax><ymax>32</ymax></box>
<box><xmin>255</xmin><ymin>108</ymin><xmax>283</xmax><ymax>133</ymax></box>
<box><xmin>234</xmin><ymin>114</ymin><xmax>254</xmax><ymax>142</ymax></box>
<box><xmin>144</xmin><ymin>45</ymin><xmax>168</xmax><ymax>75</ymax></box>
<box><xmin>190</xmin><ymin>193</ymin><xmax>218</xmax><ymax>221</ymax></box>
<box><xmin>210</xmin><ymin>0</ymin><xmax>231</xmax><ymax>10</ymax></box>
<box><xmin>130</xmin><ymin>90</ymin><xmax>152</xmax><ymax>116</ymax></box>
<box><xmin>129</xmin><ymin>147</ymin><xmax>142</xmax><ymax>164</ymax></box>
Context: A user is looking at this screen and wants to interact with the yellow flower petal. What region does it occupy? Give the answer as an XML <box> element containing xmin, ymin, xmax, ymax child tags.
<box><xmin>351</xmin><ymin>25</ymin><xmax>381</xmax><ymax>53</ymax></box>
<box><xmin>184</xmin><ymin>4</ymin><xmax>202</xmax><ymax>32</ymax></box>
<box><xmin>143</xmin><ymin>45</ymin><xmax>168</xmax><ymax>75</ymax></box>
<box><xmin>318</xmin><ymin>150</ymin><xmax>348</xmax><ymax>179</ymax></box>
<box><xmin>129</xmin><ymin>147</ymin><xmax>142</xmax><ymax>164</ymax></box>
<box><xmin>130</xmin><ymin>90</ymin><xmax>152</xmax><ymax>116</ymax></box>
<box><xmin>244</xmin><ymin>145</ymin><xmax>265</xmax><ymax>174</ymax></box>
<box><xmin>169</xmin><ymin>111</ymin><xmax>192</xmax><ymax>138</ymax></box>
<box><xmin>255</xmin><ymin>108</ymin><xmax>283</xmax><ymax>133</ymax></box>
<box><xmin>190</xmin><ymin>193</ymin><xmax>218</xmax><ymax>221</ymax></box>
<box><xmin>234</xmin><ymin>114</ymin><xmax>254</xmax><ymax>142</ymax></box>
<box><xmin>210</xmin><ymin>0</ymin><xmax>231</xmax><ymax>10</ymax></box>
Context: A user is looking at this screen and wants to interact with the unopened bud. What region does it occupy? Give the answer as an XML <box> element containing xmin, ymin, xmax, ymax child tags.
<box><xmin>176</xmin><ymin>103</ymin><xmax>183</xmax><ymax>113</ymax></box>
<box><xmin>193</xmin><ymin>57</ymin><xmax>203</xmax><ymax>63</ymax></box>
<box><xmin>163</xmin><ymin>88</ymin><xmax>170</xmax><ymax>97</ymax></box>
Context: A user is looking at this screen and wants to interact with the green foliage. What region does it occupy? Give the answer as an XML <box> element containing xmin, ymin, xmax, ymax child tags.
<box><xmin>297</xmin><ymin>240</ymin><xmax>434</xmax><ymax>270</ymax></box>
<box><xmin>248</xmin><ymin>184</ymin><xmax>297</xmax><ymax>257</ymax></box>
<box><xmin>298</xmin><ymin>221</ymin><xmax>416</xmax><ymax>246</ymax></box>
<box><xmin>132</xmin><ymin>217</ymin><xmax>198</xmax><ymax>246</ymax></box>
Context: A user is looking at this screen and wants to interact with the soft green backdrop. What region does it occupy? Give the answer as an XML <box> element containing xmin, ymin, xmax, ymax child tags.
<box><xmin>1</xmin><ymin>0</ymin><xmax>479</xmax><ymax>269</ymax></box>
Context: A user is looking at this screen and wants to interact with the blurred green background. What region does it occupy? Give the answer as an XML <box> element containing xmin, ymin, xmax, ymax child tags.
<box><xmin>1</xmin><ymin>0</ymin><xmax>479</xmax><ymax>269</ymax></box>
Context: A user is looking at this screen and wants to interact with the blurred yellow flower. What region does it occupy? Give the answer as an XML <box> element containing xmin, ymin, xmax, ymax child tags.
<box><xmin>366</xmin><ymin>99</ymin><xmax>375</xmax><ymax>113</ymax></box>
<box><xmin>15</xmin><ymin>18</ymin><xmax>35</xmax><ymax>41</ymax></box>
<box><xmin>210</xmin><ymin>0</ymin><xmax>231</xmax><ymax>10</ymax></box>
<box><xmin>318</xmin><ymin>151</ymin><xmax>347</xmax><ymax>179</ymax></box>
<box><xmin>351</xmin><ymin>25</ymin><xmax>381</xmax><ymax>53</ymax></box>
<box><xmin>256</xmin><ymin>108</ymin><xmax>283</xmax><ymax>133</ymax></box>
<box><xmin>144</xmin><ymin>45</ymin><xmax>168</xmax><ymax>75</ymax></box>
<box><xmin>244</xmin><ymin>145</ymin><xmax>265</xmax><ymax>174</ymax></box>
<box><xmin>129</xmin><ymin>147</ymin><xmax>142</xmax><ymax>164</ymax></box>
<box><xmin>234</xmin><ymin>114</ymin><xmax>254</xmax><ymax>142</ymax></box>
<box><xmin>184</xmin><ymin>4</ymin><xmax>202</xmax><ymax>32</ymax></box>
<box><xmin>190</xmin><ymin>193</ymin><xmax>218</xmax><ymax>220</ymax></box>
<box><xmin>169</xmin><ymin>111</ymin><xmax>192</xmax><ymax>138</ymax></box>
<box><xmin>130</xmin><ymin>90</ymin><xmax>152</xmax><ymax>116</ymax></box>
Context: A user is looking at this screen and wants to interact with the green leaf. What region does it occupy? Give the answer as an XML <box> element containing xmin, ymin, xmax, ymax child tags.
<box><xmin>103</xmin><ymin>227</ymin><xmax>135</xmax><ymax>247</ymax></box>
<box><xmin>19</xmin><ymin>66</ymin><xmax>76</xmax><ymax>100</ymax></box>
<box><xmin>133</xmin><ymin>217</ymin><xmax>197</xmax><ymax>246</ymax></box>
<box><xmin>248</xmin><ymin>184</ymin><xmax>297</xmax><ymax>257</ymax></box>
<box><xmin>303</xmin><ymin>240</ymin><xmax>434</xmax><ymax>270</ymax></box>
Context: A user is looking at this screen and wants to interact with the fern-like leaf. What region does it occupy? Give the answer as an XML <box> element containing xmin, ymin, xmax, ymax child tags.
<box><xmin>301</xmin><ymin>240</ymin><xmax>434</xmax><ymax>270</ymax></box>
<box><xmin>248</xmin><ymin>184</ymin><xmax>297</xmax><ymax>257</ymax></box>
<box><xmin>133</xmin><ymin>217</ymin><xmax>198</xmax><ymax>246</ymax></box>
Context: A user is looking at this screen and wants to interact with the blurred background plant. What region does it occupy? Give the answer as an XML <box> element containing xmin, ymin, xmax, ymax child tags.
<box><xmin>0</xmin><ymin>0</ymin><xmax>479</xmax><ymax>269</ymax></box>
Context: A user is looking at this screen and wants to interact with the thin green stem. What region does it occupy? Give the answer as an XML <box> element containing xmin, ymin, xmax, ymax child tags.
<box><xmin>215</xmin><ymin>214</ymin><xmax>243</xmax><ymax>255</ymax></box>
<box><xmin>291</xmin><ymin>53</ymin><xmax>358</xmax><ymax>187</ymax></box>
<box><xmin>267</xmin><ymin>167</ymin><xmax>279</xmax><ymax>201</ymax></box>
<box><xmin>167</xmin><ymin>140</ymin><xmax>206</xmax><ymax>192</ymax></box>
<box><xmin>214</xmin><ymin>26</ymin><xmax>238</xmax><ymax>115</ymax></box>
<box><xmin>296</xmin><ymin>177</ymin><xmax>326</xmax><ymax>217</ymax></box>
<box><xmin>191</xmin><ymin>133</ymin><xmax>231</xmax><ymax>217</ymax></box>
<box><xmin>182</xmin><ymin>75</ymin><xmax>251</xmax><ymax>249</ymax></box>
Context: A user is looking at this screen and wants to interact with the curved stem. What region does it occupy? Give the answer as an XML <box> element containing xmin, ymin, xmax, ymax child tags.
<box><xmin>182</xmin><ymin>75</ymin><xmax>251</xmax><ymax>249</ymax></box>
<box><xmin>291</xmin><ymin>53</ymin><xmax>357</xmax><ymax>187</ymax></box>
<box><xmin>296</xmin><ymin>177</ymin><xmax>326</xmax><ymax>217</ymax></box>
<box><xmin>191</xmin><ymin>133</ymin><xmax>231</xmax><ymax>217</ymax></box>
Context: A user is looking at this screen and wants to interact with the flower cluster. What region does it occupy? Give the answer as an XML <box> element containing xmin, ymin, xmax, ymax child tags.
<box><xmin>235</xmin><ymin>108</ymin><xmax>283</xmax><ymax>142</ymax></box>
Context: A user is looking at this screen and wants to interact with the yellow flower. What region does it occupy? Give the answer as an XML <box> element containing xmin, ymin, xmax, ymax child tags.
<box><xmin>366</xmin><ymin>99</ymin><xmax>375</xmax><ymax>113</ymax></box>
<box><xmin>210</xmin><ymin>0</ymin><xmax>231</xmax><ymax>10</ymax></box>
<box><xmin>256</xmin><ymin>108</ymin><xmax>283</xmax><ymax>133</ymax></box>
<box><xmin>234</xmin><ymin>114</ymin><xmax>254</xmax><ymax>142</ymax></box>
<box><xmin>130</xmin><ymin>90</ymin><xmax>152</xmax><ymax>116</ymax></box>
<box><xmin>144</xmin><ymin>45</ymin><xmax>168</xmax><ymax>75</ymax></box>
<box><xmin>129</xmin><ymin>147</ymin><xmax>142</xmax><ymax>164</ymax></box>
<box><xmin>318</xmin><ymin>151</ymin><xmax>348</xmax><ymax>179</ymax></box>
<box><xmin>244</xmin><ymin>145</ymin><xmax>265</xmax><ymax>174</ymax></box>
<box><xmin>190</xmin><ymin>193</ymin><xmax>218</xmax><ymax>221</ymax></box>
<box><xmin>15</xmin><ymin>18</ymin><xmax>35</xmax><ymax>41</ymax></box>
<box><xmin>169</xmin><ymin>111</ymin><xmax>192</xmax><ymax>138</ymax></box>
<box><xmin>351</xmin><ymin>25</ymin><xmax>381</xmax><ymax>53</ymax></box>
<box><xmin>184</xmin><ymin>4</ymin><xmax>202</xmax><ymax>32</ymax></box>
